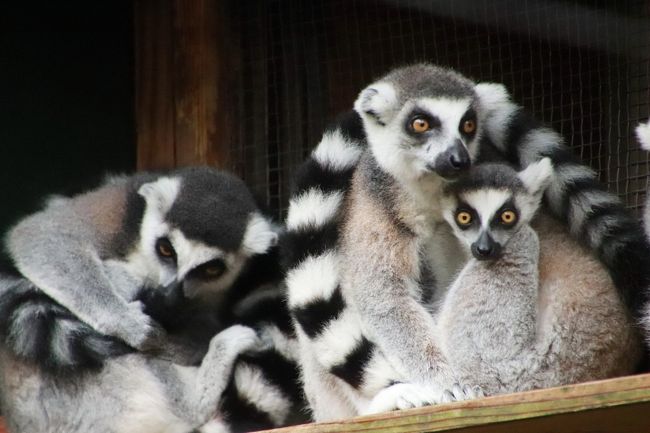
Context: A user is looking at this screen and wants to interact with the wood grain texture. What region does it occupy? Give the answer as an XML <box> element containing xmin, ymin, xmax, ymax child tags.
<box><xmin>261</xmin><ymin>374</ymin><xmax>650</xmax><ymax>433</ymax></box>
<box><xmin>135</xmin><ymin>0</ymin><xmax>237</xmax><ymax>170</ymax></box>
<box><xmin>135</xmin><ymin>0</ymin><xmax>176</xmax><ymax>170</ymax></box>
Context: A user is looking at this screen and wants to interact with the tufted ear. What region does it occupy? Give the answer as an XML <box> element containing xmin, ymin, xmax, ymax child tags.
<box><xmin>636</xmin><ymin>120</ymin><xmax>650</xmax><ymax>151</ymax></box>
<box><xmin>353</xmin><ymin>82</ymin><xmax>398</xmax><ymax>126</ymax></box>
<box><xmin>518</xmin><ymin>158</ymin><xmax>553</xmax><ymax>201</ymax></box>
<box><xmin>474</xmin><ymin>82</ymin><xmax>510</xmax><ymax>108</ymax></box>
<box><xmin>138</xmin><ymin>177</ymin><xmax>180</xmax><ymax>215</ymax></box>
<box><xmin>242</xmin><ymin>213</ymin><xmax>279</xmax><ymax>256</ymax></box>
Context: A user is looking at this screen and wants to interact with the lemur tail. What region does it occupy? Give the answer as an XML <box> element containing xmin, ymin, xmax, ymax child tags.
<box><xmin>479</xmin><ymin>84</ymin><xmax>650</xmax><ymax>321</ymax></box>
<box><xmin>282</xmin><ymin>111</ymin><xmax>365</xmax><ymax>332</ymax></box>
<box><xmin>0</xmin><ymin>275</ymin><xmax>132</xmax><ymax>371</ymax></box>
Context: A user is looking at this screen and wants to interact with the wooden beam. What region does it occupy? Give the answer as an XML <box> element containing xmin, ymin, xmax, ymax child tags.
<box><xmin>262</xmin><ymin>374</ymin><xmax>650</xmax><ymax>433</ymax></box>
<box><xmin>134</xmin><ymin>0</ymin><xmax>176</xmax><ymax>170</ymax></box>
<box><xmin>135</xmin><ymin>0</ymin><xmax>236</xmax><ymax>170</ymax></box>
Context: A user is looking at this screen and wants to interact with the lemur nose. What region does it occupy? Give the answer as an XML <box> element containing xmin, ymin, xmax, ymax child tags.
<box><xmin>449</xmin><ymin>141</ymin><xmax>470</xmax><ymax>170</ymax></box>
<box><xmin>471</xmin><ymin>232</ymin><xmax>501</xmax><ymax>260</ymax></box>
<box><xmin>450</xmin><ymin>153</ymin><xmax>468</xmax><ymax>169</ymax></box>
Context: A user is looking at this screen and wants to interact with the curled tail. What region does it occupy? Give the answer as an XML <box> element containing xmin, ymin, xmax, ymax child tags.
<box><xmin>0</xmin><ymin>275</ymin><xmax>132</xmax><ymax>372</ymax></box>
<box><xmin>477</xmin><ymin>84</ymin><xmax>650</xmax><ymax>318</ymax></box>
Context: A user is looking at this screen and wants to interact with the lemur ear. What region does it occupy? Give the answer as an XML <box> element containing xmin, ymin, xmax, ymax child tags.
<box><xmin>636</xmin><ymin>120</ymin><xmax>650</xmax><ymax>151</ymax></box>
<box><xmin>518</xmin><ymin>158</ymin><xmax>554</xmax><ymax>199</ymax></box>
<box><xmin>138</xmin><ymin>177</ymin><xmax>180</xmax><ymax>214</ymax></box>
<box><xmin>473</xmin><ymin>82</ymin><xmax>510</xmax><ymax>109</ymax></box>
<box><xmin>242</xmin><ymin>213</ymin><xmax>279</xmax><ymax>256</ymax></box>
<box><xmin>353</xmin><ymin>82</ymin><xmax>398</xmax><ymax>126</ymax></box>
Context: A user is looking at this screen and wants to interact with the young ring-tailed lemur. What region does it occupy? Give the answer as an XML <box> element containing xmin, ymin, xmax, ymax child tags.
<box><xmin>0</xmin><ymin>167</ymin><xmax>306</xmax><ymax>433</ymax></box>
<box><xmin>283</xmin><ymin>64</ymin><xmax>648</xmax><ymax>421</ymax></box>
<box><xmin>437</xmin><ymin>160</ymin><xmax>639</xmax><ymax>395</ymax></box>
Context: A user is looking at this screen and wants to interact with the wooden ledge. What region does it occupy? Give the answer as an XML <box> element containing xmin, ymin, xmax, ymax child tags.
<box><xmin>262</xmin><ymin>373</ymin><xmax>650</xmax><ymax>433</ymax></box>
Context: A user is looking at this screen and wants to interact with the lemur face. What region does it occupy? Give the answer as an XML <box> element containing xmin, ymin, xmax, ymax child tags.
<box><xmin>444</xmin><ymin>188</ymin><xmax>524</xmax><ymax>260</ymax></box>
<box><xmin>353</xmin><ymin>64</ymin><xmax>484</xmax><ymax>181</ymax></box>
<box><xmin>131</xmin><ymin>169</ymin><xmax>278</xmax><ymax>303</ymax></box>
<box><xmin>442</xmin><ymin>159</ymin><xmax>553</xmax><ymax>260</ymax></box>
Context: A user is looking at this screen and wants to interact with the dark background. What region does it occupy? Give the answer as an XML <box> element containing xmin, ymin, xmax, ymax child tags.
<box><xmin>1</xmin><ymin>0</ymin><xmax>649</xmax><ymax>265</ymax></box>
<box><xmin>0</xmin><ymin>2</ymin><xmax>135</xmax><ymax>264</ymax></box>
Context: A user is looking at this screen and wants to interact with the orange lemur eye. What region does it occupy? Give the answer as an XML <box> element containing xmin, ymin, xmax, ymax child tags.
<box><xmin>501</xmin><ymin>210</ymin><xmax>517</xmax><ymax>225</ymax></box>
<box><xmin>156</xmin><ymin>237</ymin><xmax>176</xmax><ymax>259</ymax></box>
<box><xmin>411</xmin><ymin>117</ymin><xmax>430</xmax><ymax>133</ymax></box>
<box><xmin>463</xmin><ymin>119</ymin><xmax>476</xmax><ymax>134</ymax></box>
<box><xmin>456</xmin><ymin>211</ymin><xmax>473</xmax><ymax>226</ymax></box>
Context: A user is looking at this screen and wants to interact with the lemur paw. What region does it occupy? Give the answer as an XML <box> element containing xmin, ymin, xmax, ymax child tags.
<box><xmin>363</xmin><ymin>383</ymin><xmax>440</xmax><ymax>415</ymax></box>
<box><xmin>440</xmin><ymin>383</ymin><xmax>486</xmax><ymax>403</ymax></box>
<box><xmin>209</xmin><ymin>324</ymin><xmax>264</xmax><ymax>356</ymax></box>
<box><xmin>108</xmin><ymin>301</ymin><xmax>165</xmax><ymax>350</ymax></box>
<box><xmin>364</xmin><ymin>382</ymin><xmax>486</xmax><ymax>415</ymax></box>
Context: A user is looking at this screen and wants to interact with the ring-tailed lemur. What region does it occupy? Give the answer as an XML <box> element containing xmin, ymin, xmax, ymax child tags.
<box><xmin>283</xmin><ymin>64</ymin><xmax>649</xmax><ymax>420</ymax></box>
<box><xmin>0</xmin><ymin>167</ymin><xmax>306</xmax><ymax>433</ymax></box>
<box><xmin>437</xmin><ymin>159</ymin><xmax>640</xmax><ymax>395</ymax></box>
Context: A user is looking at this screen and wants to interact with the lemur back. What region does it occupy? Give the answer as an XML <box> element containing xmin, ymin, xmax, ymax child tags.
<box><xmin>437</xmin><ymin>161</ymin><xmax>640</xmax><ymax>395</ymax></box>
<box><xmin>284</xmin><ymin>64</ymin><xmax>649</xmax><ymax>421</ymax></box>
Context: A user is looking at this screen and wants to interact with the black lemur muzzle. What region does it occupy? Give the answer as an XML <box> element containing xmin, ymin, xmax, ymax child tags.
<box><xmin>426</xmin><ymin>139</ymin><xmax>471</xmax><ymax>179</ymax></box>
<box><xmin>471</xmin><ymin>231</ymin><xmax>502</xmax><ymax>261</ymax></box>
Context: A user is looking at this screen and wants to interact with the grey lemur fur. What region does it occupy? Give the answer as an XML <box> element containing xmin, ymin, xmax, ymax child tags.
<box><xmin>437</xmin><ymin>160</ymin><xmax>640</xmax><ymax>395</ymax></box>
<box><xmin>283</xmin><ymin>64</ymin><xmax>647</xmax><ymax>421</ymax></box>
<box><xmin>0</xmin><ymin>167</ymin><xmax>306</xmax><ymax>432</ymax></box>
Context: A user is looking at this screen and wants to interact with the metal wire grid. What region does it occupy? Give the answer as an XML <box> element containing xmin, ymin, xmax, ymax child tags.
<box><xmin>227</xmin><ymin>0</ymin><xmax>650</xmax><ymax>219</ymax></box>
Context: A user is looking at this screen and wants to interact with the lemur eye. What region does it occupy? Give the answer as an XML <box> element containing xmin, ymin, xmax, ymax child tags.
<box><xmin>156</xmin><ymin>237</ymin><xmax>176</xmax><ymax>260</ymax></box>
<box><xmin>500</xmin><ymin>210</ymin><xmax>518</xmax><ymax>225</ymax></box>
<box><xmin>463</xmin><ymin>119</ymin><xmax>476</xmax><ymax>134</ymax></box>
<box><xmin>202</xmin><ymin>259</ymin><xmax>226</xmax><ymax>279</ymax></box>
<box><xmin>456</xmin><ymin>211</ymin><xmax>473</xmax><ymax>226</ymax></box>
<box><xmin>411</xmin><ymin>116</ymin><xmax>430</xmax><ymax>133</ymax></box>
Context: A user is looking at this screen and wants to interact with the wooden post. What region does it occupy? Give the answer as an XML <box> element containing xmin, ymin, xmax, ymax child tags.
<box><xmin>134</xmin><ymin>0</ymin><xmax>175</xmax><ymax>170</ymax></box>
<box><xmin>135</xmin><ymin>0</ymin><xmax>236</xmax><ymax>170</ymax></box>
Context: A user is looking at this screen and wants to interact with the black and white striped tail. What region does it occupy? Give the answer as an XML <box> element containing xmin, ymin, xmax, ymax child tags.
<box><xmin>0</xmin><ymin>275</ymin><xmax>132</xmax><ymax>372</ymax></box>
<box><xmin>477</xmin><ymin>84</ymin><xmax>650</xmax><ymax>319</ymax></box>
<box><xmin>283</xmin><ymin>111</ymin><xmax>381</xmax><ymax>393</ymax></box>
<box><xmin>217</xmin><ymin>281</ymin><xmax>308</xmax><ymax>432</ymax></box>
<box><xmin>220</xmin><ymin>347</ymin><xmax>306</xmax><ymax>433</ymax></box>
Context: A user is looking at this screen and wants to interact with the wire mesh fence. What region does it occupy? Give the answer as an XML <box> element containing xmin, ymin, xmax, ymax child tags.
<box><xmin>224</xmin><ymin>0</ymin><xmax>650</xmax><ymax>219</ymax></box>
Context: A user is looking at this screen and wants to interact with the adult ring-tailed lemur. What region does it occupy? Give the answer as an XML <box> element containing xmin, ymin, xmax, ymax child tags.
<box><xmin>0</xmin><ymin>167</ymin><xmax>307</xmax><ymax>433</ymax></box>
<box><xmin>282</xmin><ymin>64</ymin><xmax>647</xmax><ymax>420</ymax></box>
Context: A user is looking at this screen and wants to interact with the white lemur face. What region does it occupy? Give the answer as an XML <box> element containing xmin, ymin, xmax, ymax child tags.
<box><xmin>353</xmin><ymin>65</ymin><xmax>486</xmax><ymax>182</ymax></box>
<box><xmin>127</xmin><ymin>174</ymin><xmax>278</xmax><ymax>303</ymax></box>
<box><xmin>443</xmin><ymin>159</ymin><xmax>553</xmax><ymax>260</ymax></box>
